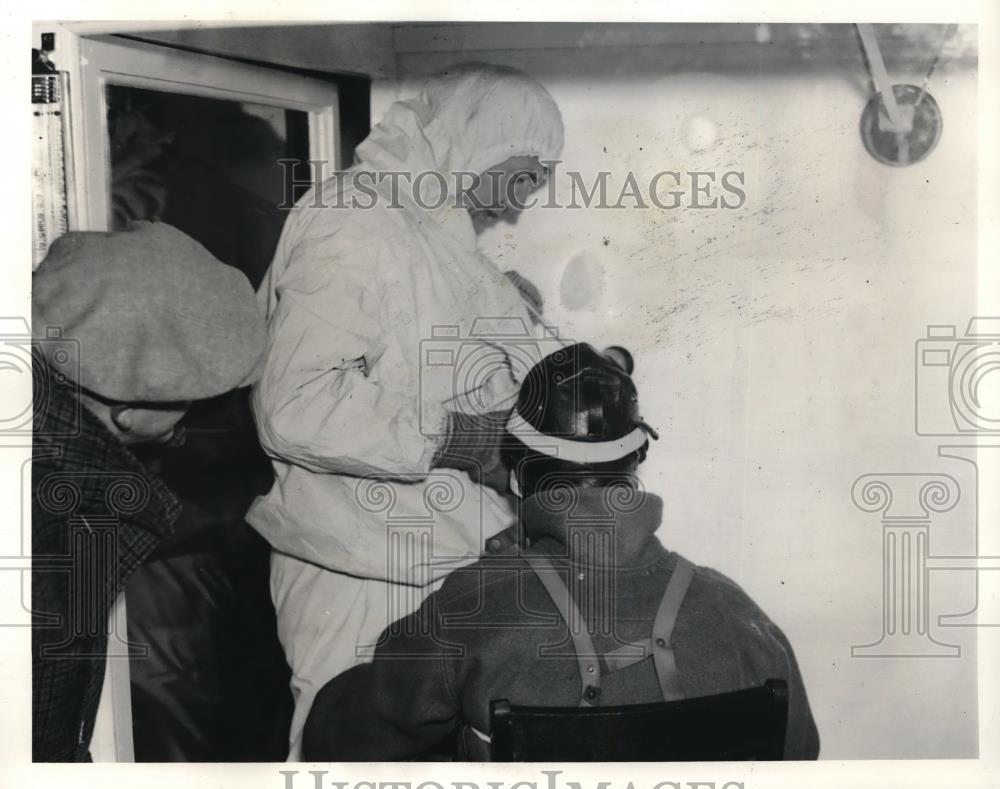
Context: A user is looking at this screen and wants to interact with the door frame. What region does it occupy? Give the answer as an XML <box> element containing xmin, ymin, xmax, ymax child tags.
<box><xmin>70</xmin><ymin>34</ymin><xmax>340</xmax><ymax>231</ymax></box>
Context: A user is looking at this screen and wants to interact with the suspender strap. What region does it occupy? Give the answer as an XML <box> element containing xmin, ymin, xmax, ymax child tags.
<box><xmin>603</xmin><ymin>640</ymin><xmax>653</xmax><ymax>673</ymax></box>
<box><xmin>651</xmin><ymin>556</ymin><xmax>695</xmax><ymax>701</ymax></box>
<box><xmin>524</xmin><ymin>555</ymin><xmax>602</xmax><ymax>706</ymax></box>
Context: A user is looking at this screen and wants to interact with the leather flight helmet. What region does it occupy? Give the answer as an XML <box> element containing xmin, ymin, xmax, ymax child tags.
<box><xmin>506</xmin><ymin>342</ymin><xmax>657</xmax><ymax>463</ymax></box>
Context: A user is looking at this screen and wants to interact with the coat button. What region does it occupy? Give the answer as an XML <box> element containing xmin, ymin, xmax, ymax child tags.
<box><xmin>655</xmin><ymin>637</ymin><xmax>667</xmax><ymax>647</ymax></box>
<box><xmin>486</xmin><ymin>538</ymin><xmax>502</xmax><ymax>553</ymax></box>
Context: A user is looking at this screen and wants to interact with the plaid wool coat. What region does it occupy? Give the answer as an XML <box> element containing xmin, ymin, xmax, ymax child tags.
<box><xmin>31</xmin><ymin>363</ymin><xmax>180</xmax><ymax>761</ymax></box>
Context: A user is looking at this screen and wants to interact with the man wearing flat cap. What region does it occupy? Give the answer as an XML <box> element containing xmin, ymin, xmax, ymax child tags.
<box><xmin>30</xmin><ymin>220</ymin><xmax>265</xmax><ymax>761</ymax></box>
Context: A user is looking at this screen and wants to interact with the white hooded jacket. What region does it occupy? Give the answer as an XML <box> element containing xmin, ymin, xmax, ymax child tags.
<box><xmin>249</xmin><ymin>65</ymin><xmax>564</xmax><ymax>584</ymax></box>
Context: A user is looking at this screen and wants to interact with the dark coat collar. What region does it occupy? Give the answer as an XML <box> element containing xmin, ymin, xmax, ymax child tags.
<box><xmin>33</xmin><ymin>374</ymin><xmax>181</xmax><ymax>537</ymax></box>
<box><xmin>519</xmin><ymin>485</ymin><xmax>665</xmax><ymax>569</ymax></box>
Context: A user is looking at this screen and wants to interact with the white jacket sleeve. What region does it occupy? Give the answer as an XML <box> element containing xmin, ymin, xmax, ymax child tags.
<box><xmin>252</xmin><ymin>232</ymin><xmax>440</xmax><ymax>478</ymax></box>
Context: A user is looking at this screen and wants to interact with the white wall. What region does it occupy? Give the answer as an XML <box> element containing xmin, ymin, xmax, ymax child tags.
<box><xmin>374</xmin><ymin>28</ymin><xmax>980</xmax><ymax>759</ymax></box>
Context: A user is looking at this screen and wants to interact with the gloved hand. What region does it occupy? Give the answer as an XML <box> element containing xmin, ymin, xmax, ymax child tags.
<box><xmin>445</xmin><ymin>362</ymin><xmax>520</xmax><ymax>418</ymax></box>
<box><xmin>431</xmin><ymin>409</ymin><xmax>510</xmax><ymax>495</ymax></box>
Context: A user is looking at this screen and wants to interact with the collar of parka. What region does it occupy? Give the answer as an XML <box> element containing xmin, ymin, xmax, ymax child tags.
<box><xmin>519</xmin><ymin>485</ymin><xmax>665</xmax><ymax>571</ymax></box>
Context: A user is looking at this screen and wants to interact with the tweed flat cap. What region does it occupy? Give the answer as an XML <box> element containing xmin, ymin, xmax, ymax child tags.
<box><xmin>33</xmin><ymin>221</ymin><xmax>265</xmax><ymax>403</ymax></box>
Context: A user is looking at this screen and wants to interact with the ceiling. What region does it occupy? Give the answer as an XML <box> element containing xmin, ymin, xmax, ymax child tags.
<box><xmin>56</xmin><ymin>22</ymin><xmax>976</xmax><ymax>81</ymax></box>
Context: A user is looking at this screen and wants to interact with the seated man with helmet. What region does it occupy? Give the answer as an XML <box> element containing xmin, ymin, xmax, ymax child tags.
<box><xmin>301</xmin><ymin>343</ymin><xmax>820</xmax><ymax>761</ymax></box>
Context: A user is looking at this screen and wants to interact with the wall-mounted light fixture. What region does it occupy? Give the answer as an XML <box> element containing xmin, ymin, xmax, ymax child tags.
<box><xmin>855</xmin><ymin>23</ymin><xmax>950</xmax><ymax>167</ymax></box>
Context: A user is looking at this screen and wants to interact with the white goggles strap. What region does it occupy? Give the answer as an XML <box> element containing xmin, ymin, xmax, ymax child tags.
<box><xmin>506</xmin><ymin>410</ymin><xmax>648</xmax><ymax>464</ymax></box>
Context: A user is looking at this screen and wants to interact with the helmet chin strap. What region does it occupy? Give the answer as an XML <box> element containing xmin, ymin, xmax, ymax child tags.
<box><xmin>506</xmin><ymin>411</ymin><xmax>649</xmax><ymax>464</ymax></box>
